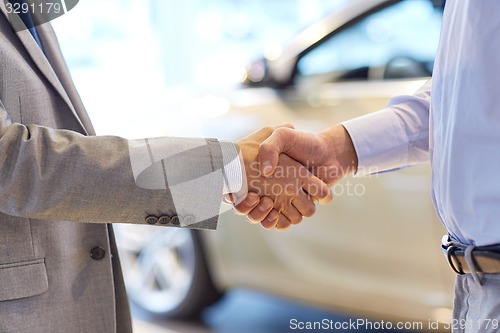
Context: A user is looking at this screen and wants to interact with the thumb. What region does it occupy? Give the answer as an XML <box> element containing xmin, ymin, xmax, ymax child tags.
<box><xmin>258</xmin><ymin>127</ymin><xmax>294</xmax><ymax>177</ymax></box>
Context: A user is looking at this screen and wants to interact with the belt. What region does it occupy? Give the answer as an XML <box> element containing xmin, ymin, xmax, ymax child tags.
<box><xmin>441</xmin><ymin>235</ymin><xmax>500</xmax><ymax>274</ymax></box>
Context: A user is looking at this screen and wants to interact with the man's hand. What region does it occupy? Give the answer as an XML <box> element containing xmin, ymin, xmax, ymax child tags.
<box><xmin>259</xmin><ymin>125</ymin><xmax>358</xmax><ymax>185</ymax></box>
<box><xmin>232</xmin><ymin>126</ymin><xmax>332</xmax><ymax>230</ymax></box>
<box><xmin>234</xmin><ymin>125</ymin><xmax>358</xmax><ymax>223</ymax></box>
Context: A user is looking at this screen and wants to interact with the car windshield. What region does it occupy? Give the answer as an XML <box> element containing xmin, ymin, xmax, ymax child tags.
<box><xmin>296</xmin><ymin>0</ymin><xmax>443</xmax><ymax>82</ymax></box>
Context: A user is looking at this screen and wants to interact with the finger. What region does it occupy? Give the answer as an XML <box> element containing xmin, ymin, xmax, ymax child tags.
<box><xmin>302</xmin><ymin>174</ymin><xmax>333</xmax><ymax>205</ymax></box>
<box><xmin>223</xmin><ymin>193</ymin><xmax>235</xmax><ymax>204</ymax></box>
<box><xmin>233</xmin><ymin>192</ymin><xmax>260</xmax><ymax>215</ymax></box>
<box><xmin>275</xmin><ymin>123</ymin><xmax>295</xmax><ymax>130</ymax></box>
<box><xmin>258</xmin><ymin>127</ymin><xmax>295</xmax><ymax>177</ymax></box>
<box><xmin>275</xmin><ymin>213</ymin><xmax>293</xmax><ymax>231</ymax></box>
<box><xmin>280</xmin><ymin>205</ymin><xmax>303</xmax><ymax>227</ymax></box>
<box><xmin>258</xmin><ymin>209</ymin><xmax>279</xmax><ymax>229</ymax></box>
<box><xmin>292</xmin><ymin>193</ymin><xmax>316</xmax><ymax>218</ymax></box>
<box><xmin>260</xmin><ymin>210</ymin><xmax>280</xmax><ymax>229</ymax></box>
<box><xmin>247</xmin><ymin>197</ymin><xmax>274</xmax><ymax>223</ymax></box>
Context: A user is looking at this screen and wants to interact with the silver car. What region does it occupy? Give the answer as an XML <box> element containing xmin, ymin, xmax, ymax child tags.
<box><xmin>115</xmin><ymin>0</ymin><xmax>455</xmax><ymax>325</ymax></box>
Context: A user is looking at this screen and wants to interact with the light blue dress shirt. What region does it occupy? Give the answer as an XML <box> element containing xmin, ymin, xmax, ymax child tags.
<box><xmin>342</xmin><ymin>0</ymin><xmax>500</xmax><ymax>246</ymax></box>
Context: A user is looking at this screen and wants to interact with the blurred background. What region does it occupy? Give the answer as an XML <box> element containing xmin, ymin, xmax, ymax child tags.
<box><xmin>53</xmin><ymin>0</ymin><xmax>347</xmax><ymax>138</ymax></box>
<box><xmin>52</xmin><ymin>0</ymin><xmax>454</xmax><ymax>332</ymax></box>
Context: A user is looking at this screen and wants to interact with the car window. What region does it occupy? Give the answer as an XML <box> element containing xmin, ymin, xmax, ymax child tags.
<box><xmin>296</xmin><ymin>0</ymin><xmax>443</xmax><ymax>82</ymax></box>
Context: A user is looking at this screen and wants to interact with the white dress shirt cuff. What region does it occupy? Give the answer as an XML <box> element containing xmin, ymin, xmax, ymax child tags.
<box><xmin>219</xmin><ymin>140</ymin><xmax>243</xmax><ymax>194</ymax></box>
<box><xmin>341</xmin><ymin>109</ymin><xmax>408</xmax><ymax>176</ymax></box>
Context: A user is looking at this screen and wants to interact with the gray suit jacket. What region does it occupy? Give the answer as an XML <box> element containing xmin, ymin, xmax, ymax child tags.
<box><xmin>0</xmin><ymin>4</ymin><xmax>226</xmax><ymax>332</ymax></box>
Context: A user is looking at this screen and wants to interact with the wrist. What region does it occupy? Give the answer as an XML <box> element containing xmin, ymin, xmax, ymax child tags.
<box><xmin>320</xmin><ymin>125</ymin><xmax>358</xmax><ymax>175</ymax></box>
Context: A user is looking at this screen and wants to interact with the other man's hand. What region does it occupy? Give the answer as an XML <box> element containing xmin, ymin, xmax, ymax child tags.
<box><xmin>232</xmin><ymin>126</ymin><xmax>332</xmax><ymax>230</ymax></box>
<box><xmin>234</xmin><ymin>125</ymin><xmax>358</xmax><ymax>224</ymax></box>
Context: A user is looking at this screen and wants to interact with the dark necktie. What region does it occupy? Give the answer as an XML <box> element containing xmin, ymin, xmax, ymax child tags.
<box><xmin>10</xmin><ymin>0</ymin><xmax>43</xmax><ymax>49</ymax></box>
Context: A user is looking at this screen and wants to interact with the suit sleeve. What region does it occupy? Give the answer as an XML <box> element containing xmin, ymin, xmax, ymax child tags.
<box><xmin>341</xmin><ymin>79</ymin><xmax>431</xmax><ymax>176</ymax></box>
<box><xmin>0</xmin><ymin>102</ymin><xmax>226</xmax><ymax>229</ymax></box>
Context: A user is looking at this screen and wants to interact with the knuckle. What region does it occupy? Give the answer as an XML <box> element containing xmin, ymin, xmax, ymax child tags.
<box><xmin>319</xmin><ymin>193</ymin><xmax>333</xmax><ymax>204</ymax></box>
<box><xmin>275</xmin><ymin>220</ymin><xmax>292</xmax><ymax>230</ymax></box>
<box><xmin>287</xmin><ymin>214</ymin><xmax>302</xmax><ymax>225</ymax></box>
<box><xmin>319</xmin><ymin>187</ymin><xmax>332</xmax><ymax>200</ymax></box>
<box><xmin>245</xmin><ymin>214</ymin><xmax>258</xmax><ymax>224</ymax></box>
<box><xmin>279</xmin><ymin>123</ymin><xmax>295</xmax><ymax>130</ymax></box>
<box><xmin>325</xmin><ymin>191</ymin><xmax>334</xmax><ymax>202</ymax></box>
<box><xmin>277</xmin><ymin>225</ymin><xmax>291</xmax><ymax>231</ymax></box>
<box><xmin>262</xmin><ymin>126</ymin><xmax>274</xmax><ymax>135</ymax></box>
<box><xmin>248</xmin><ymin>212</ymin><xmax>263</xmax><ymax>224</ymax></box>
<box><xmin>259</xmin><ymin>198</ymin><xmax>273</xmax><ymax>211</ymax></box>
<box><xmin>258</xmin><ymin>141</ymin><xmax>271</xmax><ymax>151</ymax></box>
<box><xmin>266</xmin><ymin>209</ymin><xmax>279</xmax><ymax>222</ymax></box>
<box><xmin>232</xmin><ymin>205</ymin><xmax>247</xmax><ymax>215</ymax></box>
<box><xmin>302</xmin><ymin>205</ymin><xmax>316</xmax><ymax>217</ymax></box>
<box><xmin>261</xmin><ymin>219</ymin><xmax>277</xmax><ymax>230</ymax></box>
<box><xmin>274</xmin><ymin>127</ymin><xmax>290</xmax><ymax>137</ymax></box>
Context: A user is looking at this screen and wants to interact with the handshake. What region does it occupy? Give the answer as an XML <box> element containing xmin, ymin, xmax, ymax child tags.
<box><xmin>227</xmin><ymin>124</ymin><xmax>358</xmax><ymax>231</ymax></box>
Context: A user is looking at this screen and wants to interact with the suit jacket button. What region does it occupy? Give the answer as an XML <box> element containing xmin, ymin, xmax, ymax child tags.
<box><xmin>183</xmin><ymin>215</ymin><xmax>196</xmax><ymax>225</ymax></box>
<box><xmin>145</xmin><ymin>216</ymin><xmax>158</xmax><ymax>225</ymax></box>
<box><xmin>171</xmin><ymin>216</ymin><xmax>180</xmax><ymax>226</ymax></box>
<box><xmin>90</xmin><ymin>247</ymin><xmax>106</xmax><ymax>260</ymax></box>
<box><xmin>158</xmin><ymin>216</ymin><xmax>171</xmax><ymax>225</ymax></box>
